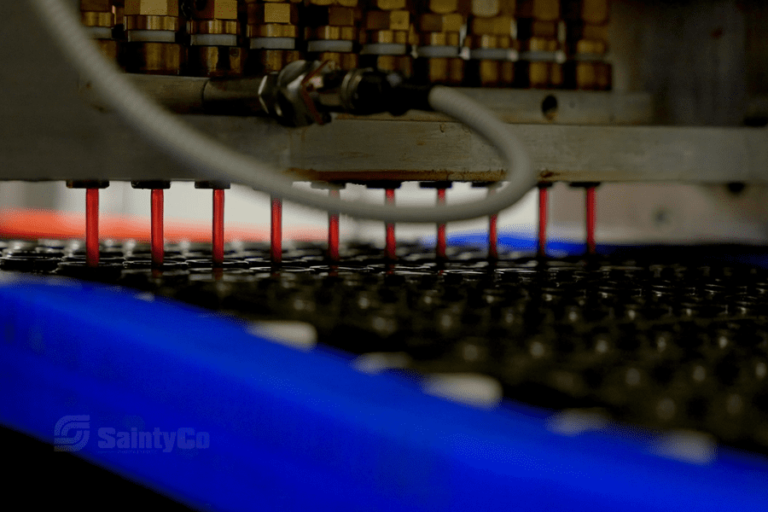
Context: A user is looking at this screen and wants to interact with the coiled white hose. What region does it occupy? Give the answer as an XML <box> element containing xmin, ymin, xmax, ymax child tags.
<box><xmin>31</xmin><ymin>0</ymin><xmax>537</xmax><ymax>223</ymax></box>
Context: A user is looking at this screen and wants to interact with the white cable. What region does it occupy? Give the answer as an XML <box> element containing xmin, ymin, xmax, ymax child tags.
<box><xmin>30</xmin><ymin>0</ymin><xmax>537</xmax><ymax>223</ymax></box>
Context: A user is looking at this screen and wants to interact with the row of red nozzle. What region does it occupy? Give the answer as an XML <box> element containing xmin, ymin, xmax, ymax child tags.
<box><xmin>69</xmin><ymin>180</ymin><xmax>599</xmax><ymax>268</ymax></box>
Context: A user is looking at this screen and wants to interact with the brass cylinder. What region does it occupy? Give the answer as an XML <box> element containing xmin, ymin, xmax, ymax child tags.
<box><xmin>463</xmin><ymin>0</ymin><xmax>517</xmax><ymax>87</ymax></box>
<box><xmin>359</xmin><ymin>0</ymin><xmax>414</xmax><ymax>77</ymax></box>
<box><xmin>360</xmin><ymin>54</ymin><xmax>413</xmax><ymax>77</ymax></box>
<box><xmin>515</xmin><ymin>0</ymin><xmax>562</xmax><ymax>89</ymax></box>
<box><xmin>96</xmin><ymin>39</ymin><xmax>121</xmax><ymax>61</ymax></box>
<box><xmin>244</xmin><ymin>0</ymin><xmax>302</xmax><ymax>75</ymax></box>
<box><xmin>81</xmin><ymin>0</ymin><xmax>120</xmax><ymax>63</ymax></box>
<box><xmin>514</xmin><ymin>60</ymin><xmax>562</xmax><ymax>89</ymax></box>
<box><xmin>562</xmin><ymin>0</ymin><xmax>611</xmax><ymax>90</ymax></box>
<box><xmin>188</xmin><ymin>46</ymin><xmax>248</xmax><ymax>77</ymax></box>
<box><xmin>414</xmin><ymin>0</ymin><xmax>465</xmax><ymax>85</ymax></box>
<box><xmin>314</xmin><ymin>51</ymin><xmax>360</xmax><ymax>70</ymax></box>
<box><xmin>122</xmin><ymin>0</ymin><xmax>183</xmax><ymax>75</ymax></box>
<box><xmin>187</xmin><ymin>0</ymin><xmax>245</xmax><ymax>77</ymax></box>
<box><xmin>124</xmin><ymin>42</ymin><xmax>184</xmax><ymax>75</ymax></box>
<box><xmin>250</xmin><ymin>49</ymin><xmax>302</xmax><ymax>74</ymax></box>
<box><xmin>304</xmin><ymin>2</ymin><xmax>361</xmax><ymax>71</ymax></box>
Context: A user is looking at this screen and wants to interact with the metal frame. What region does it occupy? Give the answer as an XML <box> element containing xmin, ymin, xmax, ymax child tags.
<box><xmin>3</xmin><ymin>3</ymin><xmax>767</xmax><ymax>184</ymax></box>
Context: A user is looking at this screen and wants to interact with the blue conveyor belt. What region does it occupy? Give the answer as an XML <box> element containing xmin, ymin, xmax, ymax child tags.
<box><xmin>1</xmin><ymin>245</ymin><xmax>768</xmax><ymax>511</ymax></box>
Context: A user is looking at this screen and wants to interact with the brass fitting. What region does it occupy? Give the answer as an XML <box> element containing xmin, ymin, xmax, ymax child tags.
<box><xmin>516</xmin><ymin>19</ymin><xmax>558</xmax><ymax>39</ymax></box>
<box><xmin>515</xmin><ymin>60</ymin><xmax>563</xmax><ymax>88</ymax></box>
<box><xmin>245</xmin><ymin>0</ymin><xmax>302</xmax><ymax>74</ymax></box>
<box><xmin>562</xmin><ymin>0</ymin><xmax>611</xmax><ymax>90</ymax></box>
<box><xmin>124</xmin><ymin>16</ymin><xmax>180</xmax><ymax>30</ymax></box>
<box><xmin>193</xmin><ymin>0</ymin><xmax>239</xmax><ymax>19</ymax></box>
<box><xmin>188</xmin><ymin>0</ymin><xmax>245</xmax><ymax>77</ymax></box>
<box><xmin>563</xmin><ymin>60</ymin><xmax>611</xmax><ymax>90</ymax></box>
<box><xmin>364</xmin><ymin>10</ymin><xmax>411</xmax><ymax>30</ymax></box>
<box><xmin>80</xmin><ymin>0</ymin><xmax>119</xmax><ymax>62</ymax></box>
<box><xmin>562</xmin><ymin>0</ymin><xmax>609</xmax><ymax>25</ymax></box>
<box><xmin>515</xmin><ymin>0</ymin><xmax>562</xmax><ymax>89</ymax></box>
<box><xmin>248</xmin><ymin>2</ymin><xmax>300</xmax><ymax>26</ymax></box>
<box><xmin>123</xmin><ymin>0</ymin><xmax>183</xmax><ymax>75</ymax></box>
<box><xmin>414</xmin><ymin>0</ymin><xmax>465</xmax><ymax>85</ymax></box>
<box><xmin>189</xmin><ymin>0</ymin><xmax>239</xmax><ymax>33</ymax></box>
<box><xmin>187</xmin><ymin>46</ymin><xmax>246</xmax><ymax>77</ymax></box>
<box><xmin>369</xmin><ymin>0</ymin><xmax>406</xmax><ymax>9</ymax></box>
<box><xmin>359</xmin><ymin>0</ymin><xmax>414</xmax><ymax>77</ymax></box>
<box><xmin>304</xmin><ymin>1</ymin><xmax>361</xmax><ymax>71</ymax></box>
<box><xmin>363</xmin><ymin>29</ymin><xmax>408</xmax><ymax>44</ymax></box>
<box><xmin>81</xmin><ymin>0</ymin><xmax>115</xmax><ymax>28</ymax></box>
<box><xmin>125</xmin><ymin>42</ymin><xmax>183</xmax><ymax>74</ymax></box>
<box><xmin>515</xmin><ymin>0</ymin><xmax>559</xmax><ymax>21</ymax></box>
<box><xmin>124</xmin><ymin>0</ymin><xmax>178</xmax><ymax>16</ymax></box>
<box><xmin>419</xmin><ymin>13</ymin><xmax>462</xmax><ymax>33</ymax></box>
<box><xmin>360</xmin><ymin>54</ymin><xmax>414</xmax><ymax>76</ymax></box>
<box><xmin>82</xmin><ymin>0</ymin><xmax>113</xmax><ymax>9</ymax></box>
<box><xmin>463</xmin><ymin>0</ymin><xmax>516</xmax><ymax>87</ymax></box>
<box><xmin>521</xmin><ymin>36</ymin><xmax>558</xmax><ymax>52</ymax></box>
<box><xmin>109</xmin><ymin>0</ymin><xmax>125</xmax><ymax>42</ymax></box>
<box><xmin>425</xmin><ymin>0</ymin><xmax>459</xmax><ymax>14</ymax></box>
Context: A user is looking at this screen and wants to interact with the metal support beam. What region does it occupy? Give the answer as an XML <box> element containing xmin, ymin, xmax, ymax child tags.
<box><xmin>4</xmin><ymin>111</ymin><xmax>766</xmax><ymax>184</ymax></box>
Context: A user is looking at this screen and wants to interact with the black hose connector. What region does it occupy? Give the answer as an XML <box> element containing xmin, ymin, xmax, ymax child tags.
<box><xmin>263</xmin><ymin>62</ymin><xmax>435</xmax><ymax>125</ymax></box>
<box><xmin>348</xmin><ymin>70</ymin><xmax>433</xmax><ymax>117</ymax></box>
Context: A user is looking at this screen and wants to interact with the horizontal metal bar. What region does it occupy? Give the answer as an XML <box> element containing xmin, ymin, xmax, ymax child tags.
<box><xmin>4</xmin><ymin>109</ymin><xmax>767</xmax><ymax>183</ymax></box>
<box><xmin>284</xmin><ymin>120</ymin><xmax>768</xmax><ymax>184</ymax></box>
<box><xmin>80</xmin><ymin>75</ymin><xmax>208</xmax><ymax>114</ymax></box>
<box><xmin>337</xmin><ymin>88</ymin><xmax>654</xmax><ymax>126</ymax></box>
<box><xmin>79</xmin><ymin>75</ymin><xmax>268</xmax><ymax>116</ymax></box>
<box><xmin>79</xmin><ymin>75</ymin><xmax>653</xmax><ymax>125</ymax></box>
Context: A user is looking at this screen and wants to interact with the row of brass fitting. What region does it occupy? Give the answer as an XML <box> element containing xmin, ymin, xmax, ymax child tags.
<box><xmin>358</xmin><ymin>0</ymin><xmax>415</xmax><ymax>78</ymax></box>
<box><xmin>507</xmin><ymin>0</ymin><xmax>563</xmax><ymax>89</ymax></box>
<box><xmin>79</xmin><ymin>0</ymin><xmax>611</xmax><ymax>89</ymax></box>
<box><xmin>413</xmin><ymin>0</ymin><xmax>464</xmax><ymax>85</ymax></box>
<box><xmin>303</xmin><ymin>0</ymin><xmax>360</xmax><ymax>73</ymax></box>
<box><xmin>80</xmin><ymin>0</ymin><xmax>247</xmax><ymax>76</ymax></box>
<box><xmin>243</xmin><ymin>0</ymin><xmax>302</xmax><ymax>75</ymax></box>
<box><xmin>561</xmin><ymin>0</ymin><xmax>610</xmax><ymax>90</ymax></box>
<box><xmin>80</xmin><ymin>0</ymin><xmax>122</xmax><ymax>62</ymax></box>
<box><xmin>464</xmin><ymin>0</ymin><xmax>517</xmax><ymax>87</ymax></box>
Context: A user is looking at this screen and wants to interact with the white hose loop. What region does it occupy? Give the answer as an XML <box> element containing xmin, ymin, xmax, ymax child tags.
<box><xmin>31</xmin><ymin>0</ymin><xmax>537</xmax><ymax>223</ymax></box>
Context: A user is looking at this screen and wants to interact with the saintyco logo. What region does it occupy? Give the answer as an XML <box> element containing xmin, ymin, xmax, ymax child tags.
<box><xmin>54</xmin><ymin>415</ymin><xmax>90</xmax><ymax>452</ymax></box>
<box><xmin>98</xmin><ymin>427</ymin><xmax>210</xmax><ymax>452</ymax></box>
<box><xmin>54</xmin><ymin>415</ymin><xmax>210</xmax><ymax>453</ymax></box>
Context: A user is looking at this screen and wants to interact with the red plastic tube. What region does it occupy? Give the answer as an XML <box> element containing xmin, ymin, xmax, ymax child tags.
<box><xmin>328</xmin><ymin>189</ymin><xmax>340</xmax><ymax>263</ymax></box>
<box><xmin>151</xmin><ymin>189</ymin><xmax>164</xmax><ymax>266</ymax></box>
<box><xmin>213</xmin><ymin>189</ymin><xmax>225</xmax><ymax>266</ymax></box>
<box><xmin>271</xmin><ymin>196</ymin><xmax>283</xmax><ymax>265</ymax></box>
<box><xmin>385</xmin><ymin>189</ymin><xmax>396</xmax><ymax>261</ymax></box>
<box><xmin>436</xmin><ymin>189</ymin><xmax>447</xmax><ymax>260</ymax></box>
<box><xmin>586</xmin><ymin>186</ymin><xmax>596</xmax><ymax>255</ymax></box>
<box><xmin>538</xmin><ymin>185</ymin><xmax>549</xmax><ymax>258</ymax></box>
<box><xmin>488</xmin><ymin>187</ymin><xmax>498</xmax><ymax>260</ymax></box>
<box><xmin>86</xmin><ymin>189</ymin><xmax>99</xmax><ymax>268</ymax></box>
